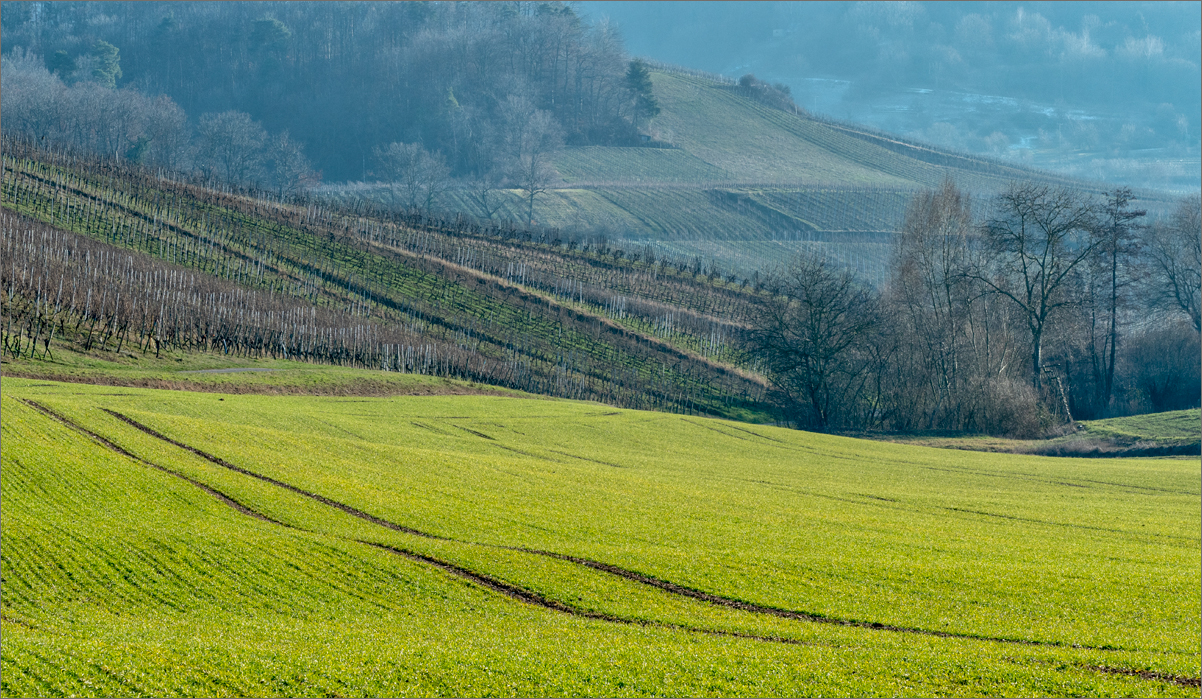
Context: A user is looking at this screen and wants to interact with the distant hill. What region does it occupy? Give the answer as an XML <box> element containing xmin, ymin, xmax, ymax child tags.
<box><xmin>326</xmin><ymin>68</ymin><xmax>1181</xmax><ymax>277</ymax></box>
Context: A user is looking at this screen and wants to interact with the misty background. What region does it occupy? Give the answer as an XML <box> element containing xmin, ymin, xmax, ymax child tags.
<box><xmin>580</xmin><ymin>1</ymin><xmax>1201</xmax><ymax>192</ymax></box>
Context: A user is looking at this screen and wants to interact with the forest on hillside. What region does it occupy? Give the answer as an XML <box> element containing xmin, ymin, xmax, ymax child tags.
<box><xmin>0</xmin><ymin>1</ymin><xmax>671</xmax><ymax>186</ymax></box>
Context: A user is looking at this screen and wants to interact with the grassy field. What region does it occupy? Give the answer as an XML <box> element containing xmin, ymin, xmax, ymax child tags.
<box><xmin>873</xmin><ymin>409</ymin><xmax>1200</xmax><ymax>457</ymax></box>
<box><xmin>0</xmin><ymin>344</ymin><xmax>530</xmax><ymax>398</ymax></box>
<box><xmin>2</xmin><ymin>375</ymin><xmax>1198</xmax><ymax>696</ymax></box>
<box><xmin>553</xmin><ymin>147</ymin><xmax>734</xmax><ymax>184</ymax></box>
<box><xmin>1083</xmin><ymin>410</ymin><xmax>1201</xmax><ymax>443</ymax></box>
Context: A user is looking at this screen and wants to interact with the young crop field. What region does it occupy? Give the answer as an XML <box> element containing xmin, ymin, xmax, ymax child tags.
<box><xmin>648</xmin><ymin>75</ymin><xmax>918</xmax><ymax>187</ymax></box>
<box><xmin>2</xmin><ymin>376</ymin><xmax>1199</xmax><ymax>697</ymax></box>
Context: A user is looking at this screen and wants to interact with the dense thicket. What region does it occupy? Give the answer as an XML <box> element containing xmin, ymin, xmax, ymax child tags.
<box><xmin>1</xmin><ymin>1</ymin><xmax>646</xmax><ymax>182</ymax></box>
<box><xmin>749</xmin><ymin>183</ymin><xmax>1201</xmax><ymax>434</ymax></box>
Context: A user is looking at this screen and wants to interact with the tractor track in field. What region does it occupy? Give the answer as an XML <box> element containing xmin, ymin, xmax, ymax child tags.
<box><xmin>1084</xmin><ymin>665</ymin><xmax>1201</xmax><ymax>689</ymax></box>
<box><xmin>99</xmin><ymin>408</ymin><xmax>449</xmax><ymax>541</ymax></box>
<box><xmin>64</xmin><ymin>405</ymin><xmax>1188</xmax><ymax>657</ymax></box>
<box><xmin>358</xmin><ymin>541</ymin><xmax>817</xmax><ymax>647</ymax></box>
<box><xmin>0</xmin><ymin>613</ymin><xmax>38</xmax><ymax>630</ymax></box>
<box><xmin>19</xmin><ymin>400</ymin><xmax>818</xmax><ymax>648</ymax></box>
<box><xmin>19</xmin><ymin>399</ymin><xmax>289</xmax><ymax>529</ymax></box>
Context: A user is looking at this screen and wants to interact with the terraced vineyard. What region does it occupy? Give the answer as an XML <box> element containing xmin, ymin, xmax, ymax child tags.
<box><xmin>341</xmin><ymin>70</ymin><xmax>1182</xmax><ymax>274</ymax></box>
<box><xmin>553</xmin><ymin>146</ymin><xmax>734</xmax><ymax>184</ymax></box>
<box><xmin>1</xmin><ymin>144</ymin><xmax>771</xmax><ymax>418</ymax></box>
<box><xmin>2</xmin><ymin>376</ymin><xmax>1199</xmax><ymax>696</ymax></box>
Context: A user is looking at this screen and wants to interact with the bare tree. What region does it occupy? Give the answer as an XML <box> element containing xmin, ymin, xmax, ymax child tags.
<box><xmin>195</xmin><ymin>111</ymin><xmax>267</xmax><ymax>185</ymax></box>
<box><xmin>0</xmin><ymin>49</ymin><xmax>66</xmax><ymax>144</ymax></box>
<box><xmin>1086</xmin><ymin>187</ymin><xmax>1145</xmax><ymax>412</ymax></box>
<box><xmin>971</xmin><ymin>183</ymin><xmax>1099</xmax><ymax>391</ymax></box>
<box><xmin>373</xmin><ymin>142</ymin><xmax>450</xmax><ymax>210</ymax></box>
<box><xmin>1144</xmin><ymin>193</ymin><xmax>1201</xmax><ymax>332</ymax></box>
<box><xmin>499</xmin><ymin>96</ymin><xmax>562</xmax><ymax>225</ymax></box>
<box><xmin>747</xmin><ymin>254</ymin><xmax>882</xmax><ymax>430</ymax></box>
<box><xmin>265</xmin><ymin>130</ymin><xmax>319</xmax><ymax>197</ymax></box>
<box><xmin>507</xmin><ymin>152</ymin><xmax>557</xmax><ymax>226</ymax></box>
<box><xmin>142</xmin><ymin>95</ymin><xmax>189</xmax><ymax>170</ymax></box>
<box><xmin>889</xmin><ymin>179</ymin><xmax>977</xmax><ymax>428</ymax></box>
<box><xmin>467</xmin><ymin>169</ymin><xmax>509</xmax><ymax>220</ymax></box>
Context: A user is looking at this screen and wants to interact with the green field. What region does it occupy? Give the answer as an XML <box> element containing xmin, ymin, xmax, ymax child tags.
<box><xmin>553</xmin><ymin>147</ymin><xmax>734</xmax><ymax>184</ymax></box>
<box><xmin>1083</xmin><ymin>410</ymin><xmax>1202</xmax><ymax>443</ymax></box>
<box><xmin>3</xmin><ymin>375</ymin><xmax>1199</xmax><ymax>696</ymax></box>
<box><xmin>872</xmin><ymin>409</ymin><xmax>1201</xmax><ymax>457</ymax></box>
<box><xmin>0</xmin><ymin>344</ymin><xmax>530</xmax><ymax>398</ymax></box>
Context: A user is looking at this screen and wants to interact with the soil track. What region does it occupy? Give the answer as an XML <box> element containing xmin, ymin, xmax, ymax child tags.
<box><xmin>20</xmin><ymin>399</ymin><xmax>288</xmax><ymax>528</ymax></box>
<box><xmin>359</xmin><ymin>542</ymin><xmax>814</xmax><ymax>646</ymax></box>
<box><xmin>19</xmin><ymin>399</ymin><xmax>814</xmax><ymax>648</ymax></box>
<box><xmin>1085</xmin><ymin>665</ymin><xmax>1201</xmax><ymax>689</ymax></box>
<box><xmin>101</xmin><ymin>408</ymin><xmax>445</xmax><ymax>540</ymax></box>
<box><xmin>2</xmin><ymin>368</ymin><xmax>516</xmax><ymax>398</ymax></box>
<box><xmin>95</xmin><ymin>407</ymin><xmax>1163</xmax><ymax>654</ymax></box>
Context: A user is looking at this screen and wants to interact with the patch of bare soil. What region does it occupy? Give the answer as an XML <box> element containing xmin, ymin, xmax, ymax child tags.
<box><xmin>843</xmin><ymin>428</ymin><xmax>1199</xmax><ymax>458</ymax></box>
<box><xmin>1084</xmin><ymin>665</ymin><xmax>1201</xmax><ymax>689</ymax></box>
<box><xmin>3</xmin><ymin>367</ymin><xmax>520</xmax><ymax>398</ymax></box>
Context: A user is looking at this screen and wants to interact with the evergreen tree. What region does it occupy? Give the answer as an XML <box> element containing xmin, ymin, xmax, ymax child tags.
<box><xmin>89</xmin><ymin>40</ymin><xmax>122</xmax><ymax>88</ymax></box>
<box><xmin>625</xmin><ymin>59</ymin><xmax>660</xmax><ymax>130</ymax></box>
<box><xmin>46</xmin><ymin>50</ymin><xmax>74</xmax><ymax>78</ymax></box>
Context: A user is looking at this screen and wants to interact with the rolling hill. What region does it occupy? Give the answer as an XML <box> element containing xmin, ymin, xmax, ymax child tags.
<box><xmin>321</xmin><ymin>69</ymin><xmax>1185</xmax><ymax>278</ymax></box>
<box><xmin>2</xmin><ymin>376</ymin><xmax>1199</xmax><ymax>696</ymax></box>
<box><xmin>1</xmin><ymin>141</ymin><xmax>771</xmax><ymax>421</ymax></box>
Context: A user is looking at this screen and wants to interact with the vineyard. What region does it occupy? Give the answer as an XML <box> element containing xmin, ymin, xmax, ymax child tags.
<box><xmin>2</xmin><ymin>379</ymin><xmax>1198</xmax><ymax>696</ymax></box>
<box><xmin>553</xmin><ymin>146</ymin><xmax>734</xmax><ymax>184</ymax></box>
<box><xmin>334</xmin><ymin>182</ymin><xmax>917</xmax><ymax>278</ymax></box>
<box><xmin>1</xmin><ymin>141</ymin><xmax>775</xmax><ymax>419</ymax></box>
<box><xmin>319</xmin><ymin>70</ymin><xmax>1184</xmax><ymax>274</ymax></box>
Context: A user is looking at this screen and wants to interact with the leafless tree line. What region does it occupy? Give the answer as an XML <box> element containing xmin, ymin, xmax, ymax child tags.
<box><xmin>748</xmin><ymin>181</ymin><xmax>1201</xmax><ymax>434</ymax></box>
<box><xmin>1</xmin><ymin>50</ymin><xmax>317</xmax><ymax>196</ymax></box>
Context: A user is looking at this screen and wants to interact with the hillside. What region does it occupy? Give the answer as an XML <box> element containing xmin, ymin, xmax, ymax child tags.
<box><xmin>1</xmin><ymin>142</ymin><xmax>772</xmax><ymax>421</ymax></box>
<box><xmin>325</xmin><ymin>70</ymin><xmax>1184</xmax><ymax>277</ymax></box>
<box><xmin>2</xmin><ymin>377</ymin><xmax>1199</xmax><ymax>696</ymax></box>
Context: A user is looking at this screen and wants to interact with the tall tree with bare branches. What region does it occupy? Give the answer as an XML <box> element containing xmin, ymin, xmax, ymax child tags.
<box><xmin>971</xmin><ymin>183</ymin><xmax>1099</xmax><ymax>391</ymax></box>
